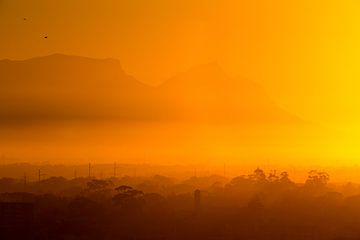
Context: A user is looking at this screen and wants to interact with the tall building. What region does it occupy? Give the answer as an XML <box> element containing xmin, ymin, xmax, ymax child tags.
<box><xmin>194</xmin><ymin>189</ymin><xmax>201</xmax><ymax>214</ymax></box>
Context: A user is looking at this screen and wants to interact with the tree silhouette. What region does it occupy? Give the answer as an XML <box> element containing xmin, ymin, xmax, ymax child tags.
<box><xmin>248</xmin><ymin>168</ymin><xmax>267</xmax><ymax>184</ymax></box>
<box><xmin>305</xmin><ymin>170</ymin><xmax>329</xmax><ymax>187</ymax></box>
<box><xmin>113</xmin><ymin>185</ymin><xmax>144</xmax><ymax>210</ymax></box>
<box><xmin>86</xmin><ymin>179</ymin><xmax>114</xmax><ymax>202</ymax></box>
<box><xmin>268</xmin><ymin>170</ymin><xmax>279</xmax><ymax>183</ymax></box>
<box><xmin>304</xmin><ymin>170</ymin><xmax>330</xmax><ymax>194</ymax></box>
<box><xmin>87</xmin><ymin>179</ymin><xmax>113</xmax><ymax>192</ymax></box>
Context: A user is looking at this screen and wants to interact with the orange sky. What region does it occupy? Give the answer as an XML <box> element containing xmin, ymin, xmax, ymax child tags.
<box><xmin>1</xmin><ymin>0</ymin><xmax>360</xmax><ymax>124</ymax></box>
<box><xmin>1</xmin><ymin>0</ymin><xmax>360</xmax><ymax>169</ymax></box>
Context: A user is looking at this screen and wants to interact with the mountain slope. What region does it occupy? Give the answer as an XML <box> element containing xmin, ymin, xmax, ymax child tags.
<box><xmin>0</xmin><ymin>54</ymin><xmax>159</xmax><ymax>122</ymax></box>
<box><xmin>159</xmin><ymin>63</ymin><xmax>300</xmax><ymax>124</ymax></box>
<box><xmin>0</xmin><ymin>55</ymin><xmax>300</xmax><ymax>124</ymax></box>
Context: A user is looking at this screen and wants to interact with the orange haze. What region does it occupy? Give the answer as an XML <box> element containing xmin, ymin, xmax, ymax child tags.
<box><xmin>1</xmin><ymin>0</ymin><xmax>360</xmax><ymax>177</ymax></box>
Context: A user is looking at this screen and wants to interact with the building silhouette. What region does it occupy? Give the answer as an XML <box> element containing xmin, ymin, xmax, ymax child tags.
<box><xmin>194</xmin><ymin>189</ymin><xmax>201</xmax><ymax>214</ymax></box>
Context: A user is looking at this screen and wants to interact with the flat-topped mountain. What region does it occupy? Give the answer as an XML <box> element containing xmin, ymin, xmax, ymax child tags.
<box><xmin>0</xmin><ymin>54</ymin><xmax>300</xmax><ymax>124</ymax></box>
<box><xmin>0</xmin><ymin>54</ymin><xmax>158</xmax><ymax>122</ymax></box>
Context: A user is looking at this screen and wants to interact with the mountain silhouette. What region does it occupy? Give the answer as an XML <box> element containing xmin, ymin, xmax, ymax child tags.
<box><xmin>0</xmin><ymin>54</ymin><xmax>300</xmax><ymax>124</ymax></box>
<box><xmin>0</xmin><ymin>54</ymin><xmax>160</xmax><ymax>122</ymax></box>
<box><xmin>159</xmin><ymin>62</ymin><xmax>300</xmax><ymax>124</ymax></box>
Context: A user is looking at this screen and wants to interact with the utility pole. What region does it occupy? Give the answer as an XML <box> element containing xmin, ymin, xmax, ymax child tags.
<box><xmin>113</xmin><ymin>162</ymin><xmax>120</xmax><ymax>178</ymax></box>
<box><xmin>88</xmin><ymin>163</ymin><xmax>91</xmax><ymax>178</ymax></box>
<box><xmin>114</xmin><ymin>162</ymin><xmax>116</xmax><ymax>178</ymax></box>
<box><xmin>38</xmin><ymin>169</ymin><xmax>46</xmax><ymax>183</ymax></box>
<box><xmin>23</xmin><ymin>173</ymin><xmax>27</xmax><ymax>191</ymax></box>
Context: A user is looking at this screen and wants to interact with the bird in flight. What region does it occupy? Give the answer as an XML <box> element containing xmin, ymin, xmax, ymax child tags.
<box><xmin>44</xmin><ymin>36</ymin><xmax>48</xmax><ymax>39</ymax></box>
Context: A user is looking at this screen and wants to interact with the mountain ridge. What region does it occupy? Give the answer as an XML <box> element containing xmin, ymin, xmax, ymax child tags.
<box><xmin>0</xmin><ymin>54</ymin><xmax>301</xmax><ymax>125</ymax></box>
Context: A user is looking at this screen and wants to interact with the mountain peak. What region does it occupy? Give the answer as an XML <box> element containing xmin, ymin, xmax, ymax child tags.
<box><xmin>158</xmin><ymin>62</ymin><xmax>301</xmax><ymax>124</ymax></box>
<box><xmin>159</xmin><ymin>62</ymin><xmax>229</xmax><ymax>90</ymax></box>
<box><xmin>0</xmin><ymin>54</ymin><xmax>301</xmax><ymax>124</ymax></box>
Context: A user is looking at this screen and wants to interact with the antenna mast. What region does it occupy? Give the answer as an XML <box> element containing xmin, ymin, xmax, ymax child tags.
<box><xmin>88</xmin><ymin>163</ymin><xmax>91</xmax><ymax>178</ymax></box>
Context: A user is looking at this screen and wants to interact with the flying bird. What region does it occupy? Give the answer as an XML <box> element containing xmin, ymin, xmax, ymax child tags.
<box><xmin>44</xmin><ymin>36</ymin><xmax>48</xmax><ymax>39</ymax></box>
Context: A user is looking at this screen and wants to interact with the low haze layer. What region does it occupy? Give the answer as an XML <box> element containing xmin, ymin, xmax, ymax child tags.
<box><xmin>0</xmin><ymin>55</ymin><xmax>355</xmax><ymax>170</ymax></box>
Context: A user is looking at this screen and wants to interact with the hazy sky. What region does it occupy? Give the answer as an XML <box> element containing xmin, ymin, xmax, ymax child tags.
<box><xmin>2</xmin><ymin>0</ymin><xmax>360</xmax><ymax>167</ymax></box>
<box><xmin>1</xmin><ymin>0</ymin><xmax>360</xmax><ymax>124</ymax></box>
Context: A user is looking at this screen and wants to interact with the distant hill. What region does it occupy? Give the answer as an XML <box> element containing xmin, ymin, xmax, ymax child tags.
<box><xmin>0</xmin><ymin>54</ymin><xmax>300</xmax><ymax>124</ymax></box>
<box><xmin>0</xmin><ymin>54</ymin><xmax>160</xmax><ymax>122</ymax></box>
<box><xmin>159</xmin><ymin>63</ymin><xmax>300</xmax><ymax>124</ymax></box>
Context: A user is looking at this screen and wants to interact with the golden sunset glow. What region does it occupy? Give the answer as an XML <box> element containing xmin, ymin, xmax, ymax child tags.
<box><xmin>1</xmin><ymin>0</ymin><xmax>360</xmax><ymax>181</ymax></box>
<box><xmin>5</xmin><ymin>3</ymin><xmax>360</xmax><ymax>240</ymax></box>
